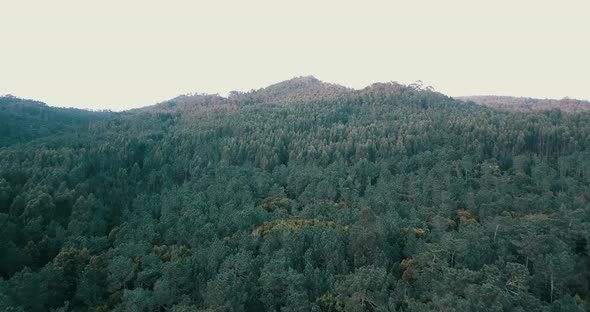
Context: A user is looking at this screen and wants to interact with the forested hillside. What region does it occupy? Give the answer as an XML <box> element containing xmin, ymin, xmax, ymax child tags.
<box><xmin>458</xmin><ymin>95</ymin><xmax>590</xmax><ymax>113</ymax></box>
<box><xmin>0</xmin><ymin>96</ymin><xmax>112</xmax><ymax>147</ymax></box>
<box><xmin>1</xmin><ymin>78</ymin><xmax>589</xmax><ymax>311</ymax></box>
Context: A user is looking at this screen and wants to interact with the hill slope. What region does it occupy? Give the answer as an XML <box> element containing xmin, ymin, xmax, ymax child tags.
<box><xmin>0</xmin><ymin>95</ymin><xmax>113</xmax><ymax>147</ymax></box>
<box><xmin>0</xmin><ymin>79</ymin><xmax>589</xmax><ymax>311</ymax></box>
<box><xmin>458</xmin><ymin>95</ymin><xmax>590</xmax><ymax>112</ymax></box>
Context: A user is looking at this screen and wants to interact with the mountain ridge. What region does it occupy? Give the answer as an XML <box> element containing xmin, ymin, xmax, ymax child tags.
<box><xmin>145</xmin><ymin>78</ymin><xmax>590</xmax><ymax>114</ymax></box>
<box><xmin>5</xmin><ymin>78</ymin><xmax>588</xmax><ymax>113</ymax></box>
<box><xmin>141</xmin><ymin>76</ymin><xmax>448</xmax><ymax>114</ymax></box>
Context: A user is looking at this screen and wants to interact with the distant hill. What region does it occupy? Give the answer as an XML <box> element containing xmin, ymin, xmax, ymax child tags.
<box><xmin>457</xmin><ymin>95</ymin><xmax>590</xmax><ymax>112</ymax></box>
<box><xmin>0</xmin><ymin>95</ymin><xmax>112</xmax><ymax>146</ymax></box>
<box><xmin>140</xmin><ymin>76</ymin><xmax>354</xmax><ymax>114</ymax></box>
<box><xmin>141</xmin><ymin>76</ymin><xmax>451</xmax><ymax>116</ymax></box>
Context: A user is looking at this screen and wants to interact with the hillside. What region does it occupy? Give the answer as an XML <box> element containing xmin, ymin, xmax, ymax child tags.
<box><xmin>0</xmin><ymin>95</ymin><xmax>113</xmax><ymax>147</ymax></box>
<box><xmin>0</xmin><ymin>79</ymin><xmax>589</xmax><ymax>311</ymax></box>
<box><xmin>458</xmin><ymin>95</ymin><xmax>590</xmax><ymax>112</ymax></box>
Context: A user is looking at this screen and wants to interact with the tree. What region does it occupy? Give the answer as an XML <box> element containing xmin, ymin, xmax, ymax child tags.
<box><xmin>6</xmin><ymin>267</ymin><xmax>48</xmax><ymax>312</ymax></box>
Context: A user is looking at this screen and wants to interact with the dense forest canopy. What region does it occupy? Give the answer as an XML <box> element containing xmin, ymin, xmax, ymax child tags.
<box><xmin>458</xmin><ymin>95</ymin><xmax>590</xmax><ymax>113</ymax></box>
<box><xmin>0</xmin><ymin>96</ymin><xmax>113</xmax><ymax>147</ymax></box>
<box><xmin>0</xmin><ymin>78</ymin><xmax>589</xmax><ymax>311</ymax></box>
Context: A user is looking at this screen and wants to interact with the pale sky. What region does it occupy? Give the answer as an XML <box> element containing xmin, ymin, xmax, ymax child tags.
<box><xmin>1</xmin><ymin>0</ymin><xmax>589</xmax><ymax>110</ymax></box>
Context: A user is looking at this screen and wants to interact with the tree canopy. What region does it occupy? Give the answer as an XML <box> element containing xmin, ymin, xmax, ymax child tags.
<box><xmin>0</xmin><ymin>79</ymin><xmax>589</xmax><ymax>311</ymax></box>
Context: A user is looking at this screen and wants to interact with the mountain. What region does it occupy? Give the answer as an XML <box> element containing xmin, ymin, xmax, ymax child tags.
<box><xmin>0</xmin><ymin>79</ymin><xmax>589</xmax><ymax>311</ymax></box>
<box><xmin>458</xmin><ymin>95</ymin><xmax>590</xmax><ymax>112</ymax></box>
<box><xmin>142</xmin><ymin>76</ymin><xmax>452</xmax><ymax>115</ymax></box>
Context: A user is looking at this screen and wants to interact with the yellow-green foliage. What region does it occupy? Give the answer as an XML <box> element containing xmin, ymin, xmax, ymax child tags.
<box><xmin>401</xmin><ymin>258</ymin><xmax>416</xmax><ymax>281</ymax></box>
<box><xmin>153</xmin><ymin>244</ymin><xmax>190</xmax><ymax>262</ymax></box>
<box><xmin>316</xmin><ymin>292</ymin><xmax>345</xmax><ymax>312</ymax></box>
<box><xmin>174</xmin><ymin>244</ymin><xmax>190</xmax><ymax>260</ymax></box>
<box><xmin>258</xmin><ymin>196</ymin><xmax>289</xmax><ymax>212</ymax></box>
<box><xmin>153</xmin><ymin>244</ymin><xmax>171</xmax><ymax>262</ymax></box>
<box><xmin>95</xmin><ymin>304</ymin><xmax>110</xmax><ymax>312</ymax></box>
<box><xmin>413</xmin><ymin>227</ymin><xmax>426</xmax><ymax>235</ymax></box>
<box><xmin>335</xmin><ymin>201</ymin><xmax>349</xmax><ymax>209</ymax></box>
<box><xmin>446</xmin><ymin>218</ymin><xmax>457</xmax><ymax>228</ymax></box>
<box><xmin>523</xmin><ymin>213</ymin><xmax>552</xmax><ymax>220</ymax></box>
<box><xmin>89</xmin><ymin>255</ymin><xmax>103</xmax><ymax>267</ymax></box>
<box><xmin>54</xmin><ymin>247</ymin><xmax>90</xmax><ymax>269</ymax></box>
<box><xmin>457</xmin><ymin>210</ymin><xmax>478</xmax><ymax>224</ymax></box>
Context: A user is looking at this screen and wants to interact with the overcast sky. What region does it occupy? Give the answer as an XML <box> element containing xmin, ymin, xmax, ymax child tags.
<box><xmin>1</xmin><ymin>1</ymin><xmax>589</xmax><ymax>110</ymax></box>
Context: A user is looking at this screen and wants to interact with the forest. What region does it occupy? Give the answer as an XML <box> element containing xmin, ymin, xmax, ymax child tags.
<box><xmin>457</xmin><ymin>96</ymin><xmax>590</xmax><ymax>113</ymax></box>
<box><xmin>0</xmin><ymin>77</ymin><xmax>589</xmax><ymax>311</ymax></box>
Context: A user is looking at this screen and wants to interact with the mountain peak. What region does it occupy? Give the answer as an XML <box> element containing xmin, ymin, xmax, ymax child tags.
<box><xmin>283</xmin><ymin>75</ymin><xmax>322</xmax><ymax>84</ymax></box>
<box><xmin>264</xmin><ymin>75</ymin><xmax>327</xmax><ymax>90</ymax></box>
<box><xmin>227</xmin><ymin>76</ymin><xmax>351</xmax><ymax>105</ymax></box>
